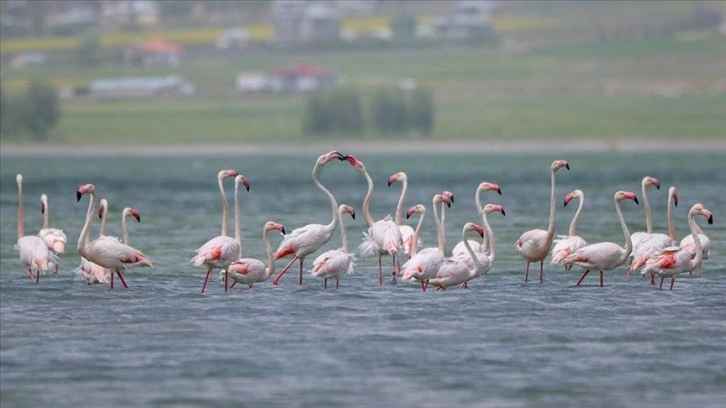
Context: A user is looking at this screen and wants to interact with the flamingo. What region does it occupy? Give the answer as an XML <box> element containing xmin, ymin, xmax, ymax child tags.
<box><xmin>427</xmin><ymin>222</ymin><xmax>486</xmax><ymax>290</ymax></box>
<box><xmin>514</xmin><ymin>159</ymin><xmax>570</xmax><ymax>283</ymax></box>
<box><xmin>38</xmin><ymin>193</ymin><xmax>67</xmax><ymax>273</ymax></box>
<box><xmin>272</xmin><ymin>151</ymin><xmax>347</xmax><ymax>285</ymax></box>
<box><xmin>400</xmin><ymin>193</ymin><xmax>452</xmax><ymax>292</ymax></box>
<box><xmin>388</xmin><ymin>171</ymin><xmax>420</xmax><ymax>257</ymax></box>
<box><xmin>344</xmin><ymin>154</ymin><xmax>404</xmax><ymax>285</ymax></box>
<box><xmin>627</xmin><ymin>186</ymin><xmax>679</xmax><ymax>279</ymax></box>
<box><xmin>630</xmin><ymin>176</ymin><xmax>661</xmax><ymax>253</ymax></box>
<box><xmin>310</xmin><ymin>204</ymin><xmax>357</xmax><ymax>289</ymax></box>
<box><xmin>679</xmin><ymin>221</ymin><xmax>711</xmax><ymax>277</ymax></box>
<box><xmin>459</xmin><ymin>203</ymin><xmax>506</xmax><ymax>288</ymax></box>
<box><xmin>14</xmin><ymin>174</ymin><xmax>57</xmax><ymax>283</ymax></box>
<box><xmin>562</xmin><ymin>191</ymin><xmax>639</xmax><ymax>287</ymax></box>
<box><xmin>228</xmin><ymin>221</ymin><xmax>286</xmax><ymax>289</ymax></box>
<box><xmin>451</xmin><ymin>181</ymin><xmax>502</xmax><ymax>260</ymax></box>
<box><xmin>190</xmin><ymin>170</ymin><xmax>244</xmax><ymax>293</ymax></box>
<box><xmin>76</xmin><ymin>184</ymin><xmax>152</xmax><ymax>289</ymax></box>
<box><xmin>551</xmin><ymin>189</ymin><xmax>588</xmax><ymax>271</ymax></box>
<box><xmin>641</xmin><ymin>203</ymin><xmax>713</xmax><ymax>290</ymax></box>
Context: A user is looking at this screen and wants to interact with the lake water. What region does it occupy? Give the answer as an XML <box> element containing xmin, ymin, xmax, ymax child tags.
<box><xmin>1</xmin><ymin>150</ymin><xmax>725</xmax><ymax>408</ymax></box>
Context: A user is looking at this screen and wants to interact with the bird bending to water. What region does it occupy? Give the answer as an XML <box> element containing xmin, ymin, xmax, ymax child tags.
<box><xmin>228</xmin><ymin>221</ymin><xmax>286</xmax><ymax>289</ymax></box>
<box><xmin>311</xmin><ymin>204</ymin><xmax>357</xmax><ymax>289</ymax></box>
<box><xmin>451</xmin><ymin>181</ymin><xmax>502</xmax><ymax>261</ymax></box>
<box><xmin>38</xmin><ymin>193</ymin><xmax>67</xmax><ymax>273</ymax></box>
<box><xmin>427</xmin><ymin>222</ymin><xmax>486</xmax><ymax>290</ymax></box>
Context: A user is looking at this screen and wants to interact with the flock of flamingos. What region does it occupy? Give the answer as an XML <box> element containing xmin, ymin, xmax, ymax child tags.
<box><xmin>13</xmin><ymin>151</ymin><xmax>713</xmax><ymax>293</ymax></box>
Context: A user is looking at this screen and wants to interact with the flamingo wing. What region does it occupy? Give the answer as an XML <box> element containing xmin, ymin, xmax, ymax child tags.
<box><xmin>228</xmin><ymin>258</ymin><xmax>266</xmax><ymax>283</ymax></box>
<box><xmin>551</xmin><ymin>235</ymin><xmax>588</xmax><ymax>265</ymax></box>
<box><xmin>16</xmin><ymin>236</ymin><xmax>57</xmax><ymax>274</ymax></box>
<box><xmin>312</xmin><ymin>249</ymin><xmax>355</xmax><ymax>278</ymax></box>
<box><xmin>39</xmin><ymin>228</ymin><xmax>68</xmax><ymax>254</ymax></box>
<box><xmin>563</xmin><ymin>242</ymin><xmax>625</xmax><ymax>271</ymax></box>
<box><xmin>192</xmin><ymin>236</ymin><xmax>239</xmax><ymax>267</ymax></box>
<box><xmin>87</xmin><ymin>238</ymin><xmax>153</xmax><ymax>269</ymax></box>
<box><xmin>515</xmin><ymin>229</ymin><xmax>549</xmax><ymax>258</ymax></box>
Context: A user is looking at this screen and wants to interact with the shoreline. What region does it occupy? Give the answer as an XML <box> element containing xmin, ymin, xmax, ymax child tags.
<box><xmin>1</xmin><ymin>139</ymin><xmax>725</xmax><ymax>157</ymax></box>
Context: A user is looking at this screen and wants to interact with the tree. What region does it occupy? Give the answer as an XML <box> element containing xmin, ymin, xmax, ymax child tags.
<box><xmin>77</xmin><ymin>28</ymin><xmax>102</xmax><ymax>67</ymax></box>
<box><xmin>22</xmin><ymin>80</ymin><xmax>61</xmax><ymax>140</ymax></box>
<box><xmin>410</xmin><ymin>86</ymin><xmax>434</xmax><ymax>136</ymax></box>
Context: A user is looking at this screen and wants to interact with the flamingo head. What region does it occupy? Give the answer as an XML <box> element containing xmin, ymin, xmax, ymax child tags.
<box><xmin>98</xmin><ymin>199</ymin><xmax>108</xmax><ymax>219</ymax></box>
<box><xmin>387</xmin><ymin>171</ymin><xmax>407</xmax><ymax>187</ymax></box>
<box><xmin>478</xmin><ymin>182</ymin><xmax>501</xmax><ymax>195</ymax></box>
<box><xmin>441</xmin><ymin>190</ymin><xmax>454</xmax><ymax>206</ymax></box>
<box><xmin>126</xmin><ymin>208</ymin><xmax>141</xmax><ymax>222</ymax></box>
<box><xmin>615</xmin><ymin>191</ymin><xmax>639</xmax><ymax>205</ymax></box>
<box><xmin>342</xmin><ymin>154</ymin><xmax>366</xmax><ymax>173</ymax></box>
<box><xmin>264</xmin><ymin>221</ymin><xmax>286</xmax><ymax>235</ymax></box>
<box><xmin>564</xmin><ymin>189</ymin><xmax>583</xmax><ymax>207</ymax></box>
<box><xmin>317</xmin><ymin>151</ymin><xmax>346</xmax><ymax>166</ymax></box>
<box><xmin>669</xmin><ymin>186</ymin><xmax>678</xmax><ymax>207</ymax></box>
<box><xmin>484</xmin><ymin>203</ymin><xmax>506</xmax><ymax>216</ymax></box>
<box><xmin>218</xmin><ymin>169</ymin><xmax>239</xmax><ymax>181</ymax></box>
<box><xmin>16</xmin><ymin>174</ymin><xmax>23</xmax><ymax>185</ymax></box>
<box><xmin>552</xmin><ymin>160</ymin><xmax>570</xmax><ymax>172</ymax></box>
<box><xmin>407</xmin><ymin>204</ymin><xmax>426</xmax><ymax>219</ymax></box>
<box><xmin>235</xmin><ymin>175</ymin><xmax>251</xmax><ymax>192</ymax></box>
<box><xmin>76</xmin><ymin>184</ymin><xmax>96</xmax><ymax>201</ymax></box>
<box><xmin>339</xmin><ymin>204</ymin><xmax>356</xmax><ymax>220</ymax></box>
<box><xmin>40</xmin><ymin>194</ymin><xmax>48</xmax><ymax>213</ymax></box>
<box><xmin>690</xmin><ymin>203</ymin><xmax>713</xmax><ymax>225</ymax></box>
<box><xmin>464</xmin><ymin>222</ymin><xmax>485</xmax><ymax>238</ymax></box>
<box><xmin>643</xmin><ymin>176</ymin><xmax>660</xmax><ymax>190</ymax></box>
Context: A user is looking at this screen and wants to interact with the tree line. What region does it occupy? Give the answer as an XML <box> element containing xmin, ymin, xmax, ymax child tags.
<box><xmin>1</xmin><ymin>80</ymin><xmax>61</xmax><ymax>141</ymax></box>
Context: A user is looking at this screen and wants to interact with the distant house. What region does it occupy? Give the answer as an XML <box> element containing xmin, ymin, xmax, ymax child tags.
<box><xmin>273</xmin><ymin>2</ymin><xmax>341</xmax><ymax>44</ymax></box>
<box><xmin>84</xmin><ymin>74</ymin><xmax>195</xmax><ymax>100</ymax></box>
<box><xmin>236</xmin><ymin>63</ymin><xmax>338</xmax><ymax>94</ymax></box>
<box><xmin>101</xmin><ymin>0</ymin><xmax>159</xmax><ymax>28</ymax></box>
<box><xmin>125</xmin><ymin>39</ymin><xmax>181</xmax><ymax>67</ymax></box>
<box><xmin>435</xmin><ymin>0</ymin><xmax>494</xmax><ymax>40</ymax></box>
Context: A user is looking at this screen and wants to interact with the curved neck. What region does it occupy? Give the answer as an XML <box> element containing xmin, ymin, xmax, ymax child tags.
<box><xmin>642</xmin><ymin>181</ymin><xmax>653</xmax><ymax>233</ymax></box>
<box><xmin>476</xmin><ymin>189</ymin><xmax>489</xmax><ymax>251</ymax></box>
<box><xmin>410</xmin><ymin>209</ymin><xmax>426</xmax><ymax>256</ymax></box>
<box><xmin>99</xmin><ymin>202</ymin><xmax>108</xmax><ymax>237</ymax></box>
<box><xmin>42</xmin><ymin>198</ymin><xmax>50</xmax><ymax>229</ymax></box>
<box><xmin>122</xmin><ymin>211</ymin><xmax>130</xmax><ymax>245</ymax></box>
<box><xmin>339</xmin><ymin>210</ymin><xmax>350</xmax><ymax>253</ymax></box>
<box><xmin>483</xmin><ymin>213</ymin><xmax>496</xmax><ymax>264</ymax></box>
<box><xmin>17</xmin><ymin>180</ymin><xmax>24</xmax><ymax>240</ymax></box>
<box><xmin>568</xmin><ymin>196</ymin><xmax>584</xmax><ymax>236</ymax></box>
<box><xmin>614</xmin><ymin>198</ymin><xmax>633</xmax><ymax>260</ymax></box>
<box><xmin>78</xmin><ymin>191</ymin><xmax>96</xmax><ymax>255</ymax></box>
<box><xmin>439</xmin><ymin>202</ymin><xmax>448</xmax><ymax>254</ymax></box>
<box><xmin>462</xmin><ymin>228</ymin><xmax>481</xmax><ymax>271</ymax></box>
<box><xmin>234</xmin><ymin>182</ymin><xmax>242</xmax><ymax>246</ymax></box>
<box><xmin>666</xmin><ymin>191</ymin><xmax>676</xmax><ymax>240</ymax></box>
<box><xmin>687</xmin><ymin>212</ymin><xmax>704</xmax><ymax>267</ymax></box>
<box><xmin>361</xmin><ymin>170</ymin><xmax>375</xmax><ymax>227</ymax></box>
<box><xmin>263</xmin><ymin>228</ymin><xmax>276</xmax><ymax>278</ymax></box>
<box><xmin>313</xmin><ymin>163</ymin><xmax>339</xmax><ymax>231</ymax></box>
<box><xmin>219</xmin><ymin>176</ymin><xmax>229</xmax><ymax>237</ymax></box>
<box><xmin>545</xmin><ymin>169</ymin><xmax>558</xmax><ymax>245</ymax></box>
<box><xmin>394</xmin><ymin>177</ymin><xmax>408</xmax><ymax>225</ymax></box>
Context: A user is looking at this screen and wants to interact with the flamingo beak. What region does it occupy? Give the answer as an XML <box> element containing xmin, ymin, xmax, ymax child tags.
<box><xmin>501</xmin><ymin>208</ymin><xmax>506</xmax><ymax>216</ymax></box>
<box><xmin>565</xmin><ymin>163</ymin><xmax>570</xmax><ymax>170</ymax></box>
<box><xmin>76</xmin><ymin>190</ymin><xmax>82</xmax><ymax>202</ymax></box>
<box><xmin>673</xmin><ymin>194</ymin><xmax>678</xmax><ymax>207</ymax></box>
<box><xmin>707</xmin><ymin>214</ymin><xmax>713</xmax><ymax>225</ymax></box>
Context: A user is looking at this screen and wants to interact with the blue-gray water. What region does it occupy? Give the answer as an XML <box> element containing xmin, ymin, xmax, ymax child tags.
<box><xmin>1</xmin><ymin>151</ymin><xmax>725</xmax><ymax>408</ymax></box>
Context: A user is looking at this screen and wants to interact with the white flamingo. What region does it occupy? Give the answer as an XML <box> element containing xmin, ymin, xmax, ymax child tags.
<box><xmin>551</xmin><ymin>189</ymin><xmax>588</xmax><ymax>271</ymax></box>
<box><xmin>272</xmin><ymin>151</ymin><xmax>347</xmax><ymax>285</ymax></box>
<box><xmin>76</xmin><ymin>184</ymin><xmax>152</xmax><ymax>289</ymax></box>
<box><xmin>310</xmin><ymin>204</ymin><xmax>357</xmax><ymax>289</ymax></box>
<box><xmin>38</xmin><ymin>193</ymin><xmax>67</xmax><ymax>273</ymax></box>
<box><xmin>190</xmin><ymin>170</ymin><xmax>244</xmax><ymax>293</ymax></box>
<box><xmin>641</xmin><ymin>203</ymin><xmax>713</xmax><ymax>290</ymax></box>
<box><xmin>228</xmin><ymin>221</ymin><xmax>286</xmax><ymax>289</ymax></box>
<box><xmin>514</xmin><ymin>159</ymin><xmax>570</xmax><ymax>283</ymax></box>
<box><xmin>679</xmin><ymin>220</ymin><xmax>711</xmax><ymax>277</ymax></box>
<box><xmin>460</xmin><ymin>203</ymin><xmax>505</xmax><ymax>287</ymax></box>
<box><xmin>388</xmin><ymin>171</ymin><xmax>420</xmax><ymax>257</ymax></box>
<box><xmin>15</xmin><ymin>174</ymin><xmax>57</xmax><ymax>283</ymax></box>
<box><xmin>562</xmin><ymin>191</ymin><xmax>639</xmax><ymax>287</ymax></box>
<box><xmin>627</xmin><ymin>186</ymin><xmax>679</xmax><ymax>279</ymax></box>
<box><xmin>344</xmin><ymin>154</ymin><xmax>404</xmax><ymax>285</ymax></box>
<box><xmin>451</xmin><ymin>181</ymin><xmax>502</xmax><ymax>260</ymax></box>
<box><xmin>427</xmin><ymin>222</ymin><xmax>486</xmax><ymax>290</ymax></box>
<box><xmin>630</xmin><ymin>176</ymin><xmax>661</xmax><ymax>253</ymax></box>
<box><xmin>400</xmin><ymin>193</ymin><xmax>452</xmax><ymax>292</ymax></box>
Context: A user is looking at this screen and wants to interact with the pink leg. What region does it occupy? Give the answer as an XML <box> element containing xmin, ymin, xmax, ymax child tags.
<box><xmin>324</xmin><ymin>278</ymin><xmax>328</xmax><ymax>289</ymax></box>
<box><xmin>36</xmin><ymin>270</ymin><xmax>40</xmax><ymax>283</ymax></box>
<box><xmin>423</xmin><ymin>279</ymin><xmax>429</xmax><ymax>292</ymax></box>
<box><xmin>421</xmin><ymin>281</ymin><xmax>426</xmax><ymax>292</ymax></box>
<box><xmin>116</xmin><ymin>271</ymin><xmax>128</xmax><ymax>288</ymax></box>
<box><xmin>524</xmin><ymin>262</ymin><xmax>530</xmax><ymax>283</ymax></box>
<box><xmin>626</xmin><ymin>268</ymin><xmax>631</xmax><ymax>280</ymax></box>
<box><xmin>230</xmin><ymin>281</ymin><xmax>237</xmax><ymax>289</ymax></box>
<box><xmin>659</xmin><ymin>277</ymin><xmax>664</xmax><ymax>290</ymax></box>
<box><xmin>200</xmin><ymin>268</ymin><xmax>212</xmax><ymax>293</ymax></box>
<box><xmin>378</xmin><ymin>257</ymin><xmax>383</xmax><ymax>286</ymax></box>
<box><xmin>111</xmin><ymin>272</ymin><xmax>115</xmax><ymax>289</ymax></box>
<box><xmin>599</xmin><ymin>271</ymin><xmax>604</xmax><ymax>287</ymax></box>
<box><xmin>298</xmin><ymin>259</ymin><xmax>304</xmax><ymax>285</ymax></box>
<box><xmin>670</xmin><ymin>278</ymin><xmax>675</xmax><ymax>291</ymax></box>
<box><xmin>28</xmin><ymin>268</ymin><xmax>36</xmax><ymax>283</ymax></box>
<box><xmin>224</xmin><ymin>270</ymin><xmax>228</xmax><ymax>292</ymax></box>
<box><xmin>272</xmin><ymin>256</ymin><xmax>298</xmax><ymax>285</ymax></box>
<box><xmin>336</xmin><ymin>279</ymin><xmax>339</xmax><ymax>290</ymax></box>
<box><xmin>650</xmin><ymin>273</ymin><xmax>655</xmax><ymax>285</ymax></box>
<box><xmin>391</xmin><ymin>254</ymin><xmax>398</xmax><ymax>285</ymax></box>
<box><xmin>697</xmin><ymin>264</ymin><xmax>702</xmax><ymax>277</ymax></box>
<box><xmin>575</xmin><ymin>270</ymin><xmax>590</xmax><ymax>286</ymax></box>
<box><xmin>539</xmin><ymin>261</ymin><xmax>544</xmax><ymax>283</ymax></box>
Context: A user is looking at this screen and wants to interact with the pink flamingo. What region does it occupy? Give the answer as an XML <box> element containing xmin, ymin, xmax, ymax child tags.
<box><xmin>310</xmin><ymin>204</ymin><xmax>357</xmax><ymax>289</ymax></box>
<box><xmin>514</xmin><ymin>159</ymin><xmax>570</xmax><ymax>283</ymax></box>
<box><xmin>38</xmin><ymin>193</ymin><xmax>67</xmax><ymax>273</ymax></box>
<box><xmin>459</xmin><ymin>203</ymin><xmax>506</xmax><ymax>288</ymax></box>
<box><xmin>15</xmin><ymin>174</ymin><xmax>57</xmax><ymax>283</ymax></box>
<box><xmin>190</xmin><ymin>170</ymin><xmax>245</xmax><ymax>293</ymax></box>
<box><xmin>562</xmin><ymin>191</ymin><xmax>639</xmax><ymax>287</ymax></box>
<box><xmin>76</xmin><ymin>184</ymin><xmax>152</xmax><ymax>289</ymax></box>
<box><xmin>400</xmin><ymin>193</ymin><xmax>451</xmax><ymax>292</ymax></box>
<box><xmin>388</xmin><ymin>171</ymin><xmax>419</xmax><ymax>257</ymax></box>
<box><xmin>228</xmin><ymin>221</ymin><xmax>286</xmax><ymax>289</ymax></box>
<box><xmin>451</xmin><ymin>181</ymin><xmax>502</xmax><ymax>260</ymax></box>
<box><xmin>641</xmin><ymin>203</ymin><xmax>713</xmax><ymax>290</ymax></box>
<box><xmin>427</xmin><ymin>222</ymin><xmax>486</xmax><ymax>290</ymax></box>
<box><xmin>630</xmin><ymin>176</ymin><xmax>661</xmax><ymax>253</ymax></box>
<box><xmin>551</xmin><ymin>189</ymin><xmax>588</xmax><ymax>271</ymax></box>
<box><xmin>627</xmin><ymin>186</ymin><xmax>678</xmax><ymax>280</ymax></box>
<box><xmin>344</xmin><ymin>154</ymin><xmax>404</xmax><ymax>285</ymax></box>
<box><xmin>679</xmin><ymin>225</ymin><xmax>711</xmax><ymax>277</ymax></box>
<box><xmin>272</xmin><ymin>151</ymin><xmax>347</xmax><ymax>285</ymax></box>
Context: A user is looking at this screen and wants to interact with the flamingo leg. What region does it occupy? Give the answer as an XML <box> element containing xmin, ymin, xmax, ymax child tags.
<box><xmin>224</xmin><ymin>270</ymin><xmax>228</xmax><ymax>292</ymax></box>
<box><xmin>423</xmin><ymin>279</ymin><xmax>429</xmax><ymax>292</ymax></box>
<box><xmin>539</xmin><ymin>260</ymin><xmax>544</xmax><ymax>283</ymax></box>
<box><xmin>272</xmin><ymin>256</ymin><xmax>298</xmax><ymax>285</ymax></box>
<box><xmin>36</xmin><ymin>270</ymin><xmax>40</xmax><ymax>283</ymax></box>
<box><xmin>200</xmin><ymin>268</ymin><xmax>213</xmax><ymax>293</ymax></box>
<box><xmin>27</xmin><ymin>268</ymin><xmax>36</xmax><ymax>283</ymax></box>
<box><xmin>111</xmin><ymin>272</ymin><xmax>115</xmax><ymax>289</ymax></box>
<box><xmin>230</xmin><ymin>281</ymin><xmax>237</xmax><ymax>289</ymax></box>
<box><xmin>378</xmin><ymin>256</ymin><xmax>383</xmax><ymax>286</ymax></box>
<box><xmin>391</xmin><ymin>254</ymin><xmax>397</xmax><ymax>285</ymax></box>
<box><xmin>298</xmin><ymin>258</ymin><xmax>304</xmax><ymax>285</ymax></box>
<box><xmin>575</xmin><ymin>270</ymin><xmax>590</xmax><ymax>286</ymax></box>
<box><xmin>659</xmin><ymin>277</ymin><xmax>664</xmax><ymax>290</ymax></box>
<box><xmin>697</xmin><ymin>264</ymin><xmax>702</xmax><ymax>277</ymax></box>
<box><xmin>524</xmin><ymin>262</ymin><xmax>530</xmax><ymax>283</ymax></box>
<box><xmin>116</xmin><ymin>271</ymin><xmax>128</xmax><ymax>289</ymax></box>
<box><xmin>670</xmin><ymin>278</ymin><xmax>675</xmax><ymax>290</ymax></box>
<box><xmin>650</xmin><ymin>272</ymin><xmax>655</xmax><ymax>285</ymax></box>
<box><xmin>421</xmin><ymin>281</ymin><xmax>426</xmax><ymax>292</ymax></box>
<box><xmin>599</xmin><ymin>270</ymin><xmax>604</xmax><ymax>287</ymax></box>
<box><xmin>336</xmin><ymin>278</ymin><xmax>340</xmax><ymax>289</ymax></box>
<box><xmin>324</xmin><ymin>278</ymin><xmax>328</xmax><ymax>289</ymax></box>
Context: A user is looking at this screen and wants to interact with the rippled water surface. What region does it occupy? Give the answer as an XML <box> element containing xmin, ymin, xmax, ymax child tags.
<box><xmin>1</xmin><ymin>151</ymin><xmax>725</xmax><ymax>408</ymax></box>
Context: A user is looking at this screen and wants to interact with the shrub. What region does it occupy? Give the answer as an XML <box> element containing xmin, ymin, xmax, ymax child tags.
<box><xmin>22</xmin><ymin>80</ymin><xmax>61</xmax><ymax>140</ymax></box>
<box><xmin>76</xmin><ymin>28</ymin><xmax>101</xmax><ymax>67</ymax></box>
<box><xmin>409</xmin><ymin>86</ymin><xmax>434</xmax><ymax>136</ymax></box>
